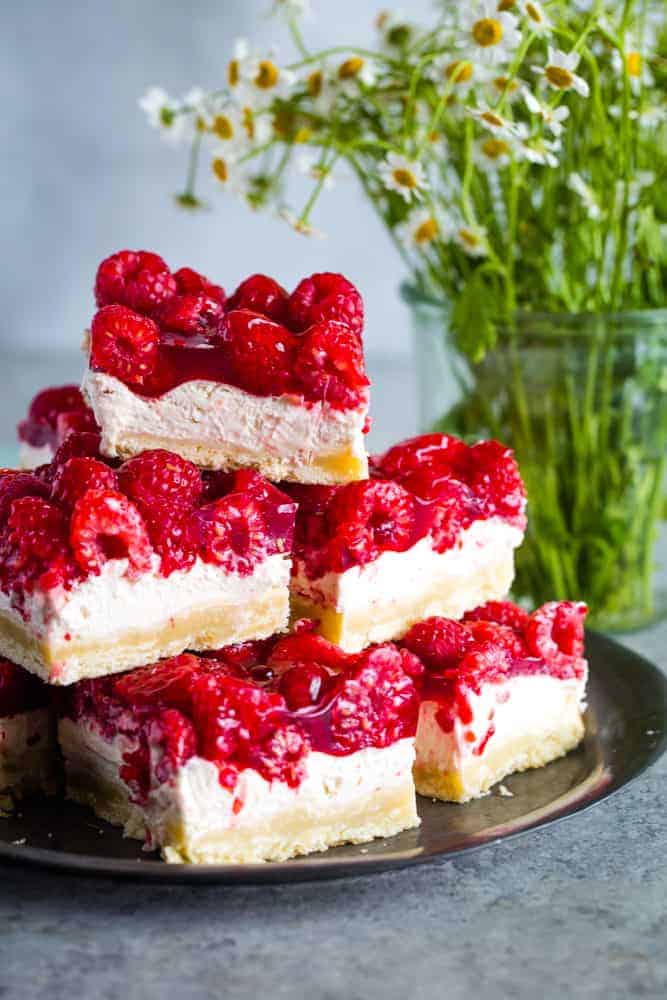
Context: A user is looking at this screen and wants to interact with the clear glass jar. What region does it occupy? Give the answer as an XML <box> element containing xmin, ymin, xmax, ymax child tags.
<box><xmin>403</xmin><ymin>283</ymin><xmax>667</xmax><ymax>632</ymax></box>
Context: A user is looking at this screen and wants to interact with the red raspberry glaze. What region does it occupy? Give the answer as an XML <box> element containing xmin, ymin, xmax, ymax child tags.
<box><xmin>288</xmin><ymin>432</ymin><xmax>526</xmax><ymax>579</ymax></box>
<box><xmin>0</xmin><ymin>453</ymin><xmax>295</xmax><ymax>597</ymax></box>
<box><xmin>0</xmin><ymin>657</ymin><xmax>49</xmax><ymax>717</ymax></box>
<box><xmin>226</xmin><ymin>274</ymin><xmax>289</xmax><ymax>324</ymax></box>
<box><xmin>174</xmin><ymin>267</ymin><xmax>226</xmax><ymax>306</ymax></box>
<box><xmin>401</xmin><ymin>600</ymin><xmax>588</xmax><ymax>734</ymax></box>
<box><xmin>17</xmin><ymin>385</ymin><xmax>98</xmax><ymax>451</ymax></box>
<box><xmin>64</xmin><ymin>630</ymin><xmax>419</xmax><ymax>798</ymax></box>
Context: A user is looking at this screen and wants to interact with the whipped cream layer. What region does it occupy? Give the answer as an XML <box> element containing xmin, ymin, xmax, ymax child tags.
<box><xmin>293</xmin><ymin>519</ymin><xmax>524</xmax><ymax>612</ymax></box>
<box><xmin>0</xmin><ymin>707</ymin><xmax>54</xmax><ymax>793</ymax></box>
<box><xmin>60</xmin><ymin>717</ymin><xmax>418</xmax><ymax>864</ymax></box>
<box><xmin>83</xmin><ymin>370</ymin><xmax>368</xmax><ymax>481</ymax></box>
<box><xmin>416</xmin><ymin>669</ymin><xmax>588</xmax><ymax>796</ymax></box>
<box><xmin>19</xmin><ymin>442</ymin><xmax>54</xmax><ymax>469</ymax></box>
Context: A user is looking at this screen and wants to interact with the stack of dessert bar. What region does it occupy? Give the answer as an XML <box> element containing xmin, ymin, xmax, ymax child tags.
<box><xmin>0</xmin><ymin>250</ymin><xmax>588</xmax><ymax>863</ymax></box>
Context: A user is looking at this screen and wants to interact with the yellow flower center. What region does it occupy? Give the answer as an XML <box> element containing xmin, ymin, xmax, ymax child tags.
<box><xmin>497</xmin><ymin>0</ymin><xmax>516</xmax><ymax>9</ymax></box>
<box><xmin>393</xmin><ymin>167</ymin><xmax>418</xmax><ymax>189</ymax></box>
<box><xmin>242</xmin><ymin>107</ymin><xmax>255</xmax><ymax>139</ymax></box>
<box><xmin>493</xmin><ymin>75</ymin><xmax>519</xmax><ymax>94</ymax></box>
<box><xmin>626</xmin><ymin>51</ymin><xmax>642</xmax><ymax>77</ymax></box>
<box><xmin>212</xmin><ymin>158</ymin><xmax>229</xmax><ymax>183</ymax></box>
<box><xmin>545</xmin><ymin>65</ymin><xmax>574</xmax><ymax>89</ymax></box>
<box><xmin>428</xmin><ymin>129</ymin><xmax>440</xmax><ymax>144</ymax></box>
<box><xmin>459</xmin><ymin>227</ymin><xmax>481</xmax><ymax>249</ymax></box>
<box><xmin>414</xmin><ymin>217</ymin><xmax>438</xmax><ymax>244</ymax></box>
<box><xmin>294</xmin><ymin>126</ymin><xmax>312</xmax><ymax>143</ymax></box>
<box><xmin>308</xmin><ymin>70</ymin><xmax>323</xmax><ymax>98</ymax></box>
<box><xmin>480</xmin><ymin>110</ymin><xmax>505</xmax><ymax>129</ymax></box>
<box><xmin>213</xmin><ymin>115</ymin><xmax>234</xmax><ymax>140</ymax></box>
<box><xmin>445</xmin><ymin>60</ymin><xmax>473</xmax><ymax>83</ymax></box>
<box><xmin>482</xmin><ymin>137</ymin><xmax>510</xmax><ymax>159</ymax></box>
<box><xmin>525</xmin><ymin>3</ymin><xmax>543</xmax><ymax>24</ymax></box>
<box><xmin>228</xmin><ymin>59</ymin><xmax>240</xmax><ymax>88</ymax></box>
<box><xmin>472</xmin><ymin>18</ymin><xmax>504</xmax><ymax>47</ymax></box>
<box><xmin>338</xmin><ymin>57</ymin><xmax>364</xmax><ymax>80</ymax></box>
<box><xmin>255</xmin><ymin>60</ymin><xmax>279</xmax><ymax>90</ymax></box>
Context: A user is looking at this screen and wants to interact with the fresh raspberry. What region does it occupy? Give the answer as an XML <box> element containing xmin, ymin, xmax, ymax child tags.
<box><xmin>0</xmin><ymin>472</ymin><xmax>48</xmax><ymax>527</ymax></box>
<box><xmin>464</xmin><ymin>601</ymin><xmax>530</xmax><ymax>631</ymax></box>
<box><xmin>118</xmin><ymin>450</ymin><xmax>202</xmax><ymax>513</ymax></box>
<box><xmin>94</xmin><ymin>250</ymin><xmax>177</xmax><ymax>315</ymax></box>
<box><xmin>143</xmin><ymin>508</ymin><xmax>197</xmax><ymax>577</ymax></box>
<box><xmin>191</xmin><ymin>494</ymin><xmax>268</xmax><ymax>575</ymax></box>
<box><xmin>159</xmin><ymin>293</ymin><xmax>225</xmax><ymax>337</ymax></box>
<box><xmin>90</xmin><ymin>305</ymin><xmax>160</xmax><ymax>387</ymax></box>
<box><xmin>114</xmin><ymin>653</ymin><xmax>203</xmax><ymax>712</ymax></box>
<box><xmin>373</xmin><ymin>433</ymin><xmax>468</xmax><ymax>482</ymax></box>
<box><xmin>423</xmin><ymin>478</ymin><xmax>477</xmax><ymax>552</ymax></box>
<box><xmin>293</xmin><ymin>321</ymin><xmax>369</xmax><ymax>410</ymax></box>
<box><xmin>330</xmin><ymin>645</ymin><xmax>419</xmax><ymax>752</ymax></box>
<box><xmin>52</xmin><ymin>458</ymin><xmax>119</xmax><ymax>509</ymax></box>
<box><xmin>401</xmin><ymin>617</ymin><xmax>473</xmax><ymax>671</ymax></box>
<box><xmin>1</xmin><ymin>497</ymin><xmax>77</xmax><ymax>594</ymax></box>
<box><xmin>287</xmin><ymin>273</ymin><xmax>364</xmax><ymax>341</ymax></box>
<box><xmin>525</xmin><ymin>601</ymin><xmax>588</xmax><ymax>667</ymax></box>
<box><xmin>17</xmin><ymin>385</ymin><xmax>87</xmax><ymax>446</ymax></box>
<box><xmin>206</xmin><ymin>639</ymin><xmax>276</xmax><ymax>676</ymax></box>
<box><xmin>221</xmin><ymin>309</ymin><xmax>295</xmax><ymax>396</ymax></box>
<box><xmin>278</xmin><ymin>664</ymin><xmax>332</xmax><ymax>710</ymax></box>
<box><xmin>0</xmin><ymin>658</ymin><xmax>48</xmax><ymax>716</ymax></box>
<box><xmin>200</xmin><ymin>470</ymin><xmax>235</xmax><ymax>504</ymax></box>
<box><xmin>70</xmin><ymin>488</ymin><xmax>153</xmax><ymax>577</ymax></box>
<box><xmin>54</xmin><ymin>408</ymin><xmax>99</xmax><ymax>445</ymax></box>
<box><xmin>245</xmin><ymin>723</ymin><xmax>307</xmax><ymax>787</ymax></box>
<box><xmin>148</xmin><ymin>709</ymin><xmax>198</xmax><ymax>785</ymax></box>
<box><xmin>51</xmin><ymin>431</ymin><xmax>103</xmax><ymax>471</ymax></box>
<box><xmin>464</xmin><ymin>620</ymin><xmax>529</xmax><ymax>661</ymax></box>
<box><xmin>268</xmin><ymin>631</ymin><xmax>350</xmax><ymax>673</ymax></box>
<box><xmin>226</xmin><ymin>274</ymin><xmax>289</xmax><ymax>324</ymax></box>
<box><xmin>457</xmin><ymin>642</ymin><xmax>510</xmax><ymax>688</ymax></box>
<box><xmin>466</xmin><ymin>440</ymin><xmax>526</xmax><ymax>523</ymax></box>
<box><xmin>174</xmin><ymin>266</ymin><xmax>226</xmax><ymax>305</ymax></box>
<box><xmin>326</xmin><ymin>480</ymin><xmax>415</xmax><ymax>568</ymax></box>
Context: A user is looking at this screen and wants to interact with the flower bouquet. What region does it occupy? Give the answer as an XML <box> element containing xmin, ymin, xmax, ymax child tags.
<box><xmin>140</xmin><ymin>0</ymin><xmax>667</xmax><ymax>629</ymax></box>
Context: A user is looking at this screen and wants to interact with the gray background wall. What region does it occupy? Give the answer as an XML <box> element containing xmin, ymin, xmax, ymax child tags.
<box><xmin>1</xmin><ymin>0</ymin><xmax>433</xmax><ymax>360</ymax></box>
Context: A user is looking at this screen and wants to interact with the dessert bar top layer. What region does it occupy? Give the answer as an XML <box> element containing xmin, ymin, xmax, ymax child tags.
<box><xmin>87</xmin><ymin>250</ymin><xmax>369</xmax><ymax>413</ymax></box>
<box><xmin>286</xmin><ymin>432</ymin><xmax>527</xmax><ymax>579</ymax></box>
<box><xmin>64</xmin><ymin>625</ymin><xmax>421</xmax><ymax>799</ymax></box>
<box><xmin>0</xmin><ymin>442</ymin><xmax>295</xmax><ymax>607</ymax></box>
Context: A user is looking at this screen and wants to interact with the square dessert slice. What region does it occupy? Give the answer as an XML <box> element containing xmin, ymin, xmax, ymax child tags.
<box><xmin>17</xmin><ymin>384</ymin><xmax>99</xmax><ymax>469</ymax></box>
<box><xmin>59</xmin><ymin>628</ymin><xmax>421</xmax><ymax>864</ymax></box>
<box><xmin>0</xmin><ymin>656</ymin><xmax>56</xmax><ymax>797</ymax></box>
<box><xmin>0</xmin><ymin>438</ymin><xmax>295</xmax><ymax>684</ymax></box>
<box><xmin>82</xmin><ymin>251</ymin><xmax>369</xmax><ymax>484</ymax></box>
<box><xmin>401</xmin><ymin>600</ymin><xmax>588</xmax><ymax>802</ymax></box>
<box><xmin>287</xmin><ymin>434</ymin><xmax>526</xmax><ymax>652</ymax></box>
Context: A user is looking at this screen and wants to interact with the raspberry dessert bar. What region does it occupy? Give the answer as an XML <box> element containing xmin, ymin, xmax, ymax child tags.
<box><xmin>59</xmin><ymin>629</ymin><xmax>420</xmax><ymax>864</ymax></box>
<box><xmin>18</xmin><ymin>385</ymin><xmax>98</xmax><ymax>469</ymax></box>
<box><xmin>287</xmin><ymin>434</ymin><xmax>526</xmax><ymax>652</ymax></box>
<box><xmin>82</xmin><ymin>251</ymin><xmax>369</xmax><ymax>484</ymax></box>
<box><xmin>0</xmin><ymin>438</ymin><xmax>295</xmax><ymax>684</ymax></box>
<box><xmin>401</xmin><ymin>600</ymin><xmax>588</xmax><ymax>802</ymax></box>
<box><xmin>0</xmin><ymin>656</ymin><xmax>56</xmax><ymax>796</ymax></box>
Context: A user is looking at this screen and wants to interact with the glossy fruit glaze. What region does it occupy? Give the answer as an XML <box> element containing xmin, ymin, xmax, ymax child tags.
<box><xmin>63</xmin><ymin>622</ymin><xmax>421</xmax><ymax>798</ymax></box>
<box><xmin>0</xmin><ymin>657</ymin><xmax>49</xmax><ymax>717</ymax></box>
<box><xmin>286</xmin><ymin>432</ymin><xmax>527</xmax><ymax>579</ymax></box>
<box><xmin>0</xmin><ymin>438</ymin><xmax>295</xmax><ymax>606</ymax></box>
<box><xmin>17</xmin><ymin>385</ymin><xmax>98</xmax><ymax>450</ymax></box>
<box><xmin>88</xmin><ymin>250</ymin><xmax>368</xmax><ymax>412</ymax></box>
<box><xmin>401</xmin><ymin>600</ymin><xmax>588</xmax><ymax>738</ymax></box>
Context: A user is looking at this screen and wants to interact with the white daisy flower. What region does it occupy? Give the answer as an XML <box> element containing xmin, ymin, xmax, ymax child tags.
<box><xmin>337</xmin><ymin>56</ymin><xmax>378</xmax><ymax>93</ymax></box>
<box><xmin>447</xmin><ymin>212</ymin><xmax>489</xmax><ymax>257</ymax></box>
<box><xmin>611</xmin><ymin>38</ymin><xmax>654</xmax><ymax>95</ymax></box>
<box><xmin>458</xmin><ymin>1</ymin><xmax>521</xmax><ymax>67</ymax></box>
<box><xmin>532</xmin><ymin>47</ymin><xmax>590</xmax><ymax>97</ymax></box>
<box><xmin>397</xmin><ymin>208</ymin><xmax>439</xmax><ymax>249</ymax></box>
<box><xmin>523</xmin><ymin>90</ymin><xmax>570</xmax><ymax>136</ymax></box>
<box><xmin>208</xmin><ymin>105</ymin><xmax>272</xmax><ymax>155</ymax></box>
<box><xmin>227</xmin><ymin>38</ymin><xmax>295</xmax><ymax>107</ymax></box>
<box><xmin>567</xmin><ymin>172</ymin><xmax>601</xmax><ymax>220</ymax></box>
<box><xmin>519</xmin><ymin>135</ymin><xmax>561</xmax><ymax>167</ymax></box>
<box><xmin>375</xmin><ymin>9</ymin><xmax>412</xmax><ymax>48</ymax></box>
<box><xmin>302</xmin><ymin>64</ymin><xmax>339</xmax><ymax>116</ymax></box>
<box><xmin>487</xmin><ymin>73</ymin><xmax>524</xmax><ymax>104</ymax></box>
<box><xmin>379</xmin><ymin>152</ymin><xmax>428</xmax><ymax>203</ymax></box>
<box><xmin>211</xmin><ymin>154</ymin><xmax>248</xmax><ymax>196</ymax></box>
<box><xmin>521</xmin><ymin>1</ymin><xmax>551</xmax><ymax>36</ymax></box>
<box><xmin>475</xmin><ymin>135</ymin><xmax>514</xmax><ymax>171</ymax></box>
<box><xmin>468</xmin><ymin>103</ymin><xmax>525</xmax><ymax>139</ymax></box>
<box><xmin>139</xmin><ymin>87</ymin><xmax>189</xmax><ymax>145</ymax></box>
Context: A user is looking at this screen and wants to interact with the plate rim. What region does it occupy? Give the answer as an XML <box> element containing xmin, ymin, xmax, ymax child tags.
<box><xmin>1</xmin><ymin>629</ymin><xmax>665</xmax><ymax>884</ymax></box>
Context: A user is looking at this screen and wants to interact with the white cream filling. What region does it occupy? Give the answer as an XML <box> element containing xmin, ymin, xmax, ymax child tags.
<box><xmin>18</xmin><ymin>442</ymin><xmax>54</xmax><ymax>469</ymax></box>
<box><xmin>416</xmin><ymin>669</ymin><xmax>588</xmax><ymax>773</ymax></box>
<box><xmin>82</xmin><ymin>370</ymin><xmax>368</xmax><ymax>467</ymax></box>
<box><xmin>293</xmin><ymin>519</ymin><xmax>523</xmax><ymax>612</ymax></box>
<box><xmin>0</xmin><ymin>551</ymin><xmax>290</xmax><ymax>647</ymax></box>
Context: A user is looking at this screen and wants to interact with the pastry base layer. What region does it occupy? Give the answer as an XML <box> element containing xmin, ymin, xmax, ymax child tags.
<box><xmin>414</xmin><ymin>708</ymin><xmax>585</xmax><ymax>803</ymax></box>
<box><xmin>103</xmin><ymin>432</ymin><xmax>369</xmax><ymax>485</ymax></box>
<box><xmin>290</xmin><ymin>548</ymin><xmax>516</xmax><ymax>653</ymax></box>
<box><xmin>0</xmin><ymin>708</ymin><xmax>58</xmax><ymax>796</ymax></box>
<box><xmin>60</xmin><ymin>720</ymin><xmax>419</xmax><ymax>864</ymax></box>
<box><xmin>0</xmin><ymin>587</ymin><xmax>288</xmax><ymax>685</ymax></box>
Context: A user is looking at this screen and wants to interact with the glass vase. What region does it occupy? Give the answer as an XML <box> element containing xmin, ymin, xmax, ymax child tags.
<box><xmin>403</xmin><ymin>284</ymin><xmax>667</xmax><ymax>632</ymax></box>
